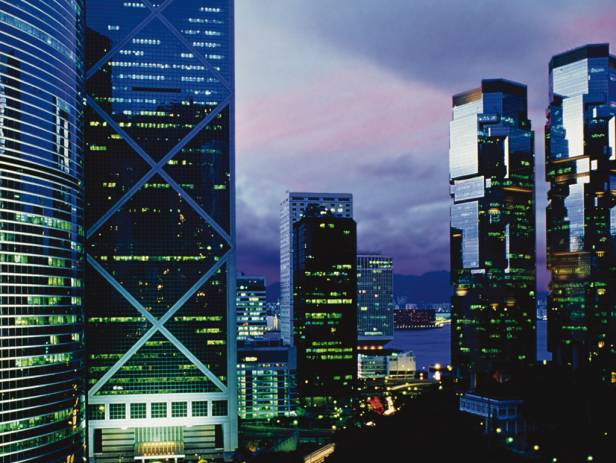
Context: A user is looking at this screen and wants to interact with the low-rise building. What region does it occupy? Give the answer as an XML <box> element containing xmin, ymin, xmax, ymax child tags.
<box><xmin>237</xmin><ymin>341</ymin><xmax>296</xmax><ymax>420</ymax></box>
<box><xmin>357</xmin><ymin>350</ymin><xmax>416</xmax><ymax>381</ymax></box>
<box><xmin>459</xmin><ymin>393</ymin><xmax>523</xmax><ymax>435</ymax></box>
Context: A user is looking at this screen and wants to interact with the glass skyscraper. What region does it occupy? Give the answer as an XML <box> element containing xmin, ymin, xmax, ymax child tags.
<box><xmin>84</xmin><ymin>1</ymin><xmax>237</xmax><ymax>460</ymax></box>
<box><xmin>293</xmin><ymin>209</ymin><xmax>357</xmax><ymax>419</ymax></box>
<box><xmin>280</xmin><ymin>192</ymin><xmax>352</xmax><ymax>346</ymax></box>
<box><xmin>449</xmin><ymin>79</ymin><xmax>536</xmax><ymax>387</ymax></box>
<box><xmin>236</xmin><ymin>276</ymin><xmax>267</xmax><ymax>341</ymax></box>
<box><xmin>0</xmin><ymin>1</ymin><xmax>86</xmax><ymax>461</ymax></box>
<box><xmin>546</xmin><ymin>44</ymin><xmax>616</xmax><ymax>382</ymax></box>
<box><xmin>357</xmin><ymin>253</ymin><xmax>394</xmax><ymax>347</ymax></box>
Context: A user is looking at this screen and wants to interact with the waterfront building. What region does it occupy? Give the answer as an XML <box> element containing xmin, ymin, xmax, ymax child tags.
<box><xmin>394</xmin><ymin>307</ymin><xmax>438</xmax><ymax>329</ymax></box>
<box><xmin>84</xmin><ymin>1</ymin><xmax>237</xmax><ymax>459</ymax></box>
<box><xmin>449</xmin><ymin>79</ymin><xmax>536</xmax><ymax>386</ymax></box>
<box><xmin>237</xmin><ymin>276</ymin><xmax>267</xmax><ymax>341</ymax></box>
<box><xmin>293</xmin><ymin>208</ymin><xmax>357</xmax><ymax>417</ymax></box>
<box><xmin>358</xmin><ymin>353</ymin><xmax>389</xmax><ymax>379</ymax></box>
<box><xmin>386</xmin><ymin>351</ymin><xmax>417</xmax><ymax>381</ymax></box>
<box><xmin>280</xmin><ymin>192</ymin><xmax>352</xmax><ymax>345</ymax></box>
<box><xmin>546</xmin><ymin>44</ymin><xmax>616</xmax><ymax>382</ymax></box>
<box><xmin>357</xmin><ymin>253</ymin><xmax>394</xmax><ymax>347</ymax></box>
<box><xmin>0</xmin><ymin>2</ymin><xmax>86</xmax><ymax>461</ymax></box>
<box><xmin>357</xmin><ymin>350</ymin><xmax>416</xmax><ymax>380</ymax></box>
<box><xmin>459</xmin><ymin>393</ymin><xmax>524</xmax><ymax>436</ymax></box>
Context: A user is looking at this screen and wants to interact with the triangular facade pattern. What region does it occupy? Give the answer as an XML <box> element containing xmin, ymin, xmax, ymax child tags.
<box><xmin>85</xmin><ymin>0</ymin><xmax>236</xmax><ymax>456</ymax></box>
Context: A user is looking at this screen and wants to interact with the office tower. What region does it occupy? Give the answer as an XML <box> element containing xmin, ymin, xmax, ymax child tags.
<box><xmin>237</xmin><ymin>276</ymin><xmax>267</xmax><ymax>341</ymax></box>
<box><xmin>546</xmin><ymin>44</ymin><xmax>616</xmax><ymax>381</ymax></box>
<box><xmin>0</xmin><ymin>1</ymin><xmax>86</xmax><ymax>461</ymax></box>
<box><xmin>85</xmin><ymin>1</ymin><xmax>237</xmax><ymax>460</ymax></box>
<box><xmin>280</xmin><ymin>192</ymin><xmax>352</xmax><ymax>345</ymax></box>
<box><xmin>357</xmin><ymin>253</ymin><xmax>394</xmax><ymax>348</ymax></box>
<box><xmin>293</xmin><ymin>209</ymin><xmax>357</xmax><ymax>418</ymax></box>
<box><xmin>449</xmin><ymin>79</ymin><xmax>536</xmax><ymax>386</ymax></box>
<box><xmin>237</xmin><ymin>342</ymin><xmax>296</xmax><ymax>420</ymax></box>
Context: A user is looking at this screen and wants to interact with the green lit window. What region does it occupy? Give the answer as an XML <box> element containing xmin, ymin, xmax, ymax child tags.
<box><xmin>172</xmin><ymin>402</ymin><xmax>187</xmax><ymax>417</ymax></box>
<box><xmin>192</xmin><ymin>401</ymin><xmax>208</xmax><ymax>417</ymax></box>
<box><xmin>130</xmin><ymin>403</ymin><xmax>146</xmax><ymax>419</ymax></box>
<box><xmin>212</xmin><ymin>400</ymin><xmax>227</xmax><ymax>416</ymax></box>
<box><xmin>109</xmin><ymin>403</ymin><xmax>125</xmax><ymax>420</ymax></box>
<box><xmin>88</xmin><ymin>404</ymin><xmax>105</xmax><ymax>420</ymax></box>
<box><xmin>151</xmin><ymin>402</ymin><xmax>167</xmax><ymax>418</ymax></box>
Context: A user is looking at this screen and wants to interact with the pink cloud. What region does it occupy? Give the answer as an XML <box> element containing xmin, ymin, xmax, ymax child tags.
<box><xmin>236</xmin><ymin>60</ymin><xmax>450</xmax><ymax>159</ymax></box>
<box><xmin>556</xmin><ymin>8</ymin><xmax>616</xmax><ymax>48</ymax></box>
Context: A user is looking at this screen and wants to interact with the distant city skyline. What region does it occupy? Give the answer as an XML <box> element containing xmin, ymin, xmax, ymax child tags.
<box><xmin>235</xmin><ymin>0</ymin><xmax>616</xmax><ymax>290</ymax></box>
<box><xmin>2</xmin><ymin>1</ymin><xmax>614</xmax><ymax>461</ymax></box>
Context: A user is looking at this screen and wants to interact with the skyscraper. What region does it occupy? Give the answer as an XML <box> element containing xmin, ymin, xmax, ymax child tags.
<box><xmin>0</xmin><ymin>1</ymin><xmax>86</xmax><ymax>461</ymax></box>
<box><xmin>450</xmin><ymin>79</ymin><xmax>536</xmax><ymax>386</ymax></box>
<box><xmin>85</xmin><ymin>1</ymin><xmax>237</xmax><ymax>460</ymax></box>
<box><xmin>236</xmin><ymin>276</ymin><xmax>267</xmax><ymax>341</ymax></box>
<box><xmin>546</xmin><ymin>44</ymin><xmax>616</xmax><ymax>382</ymax></box>
<box><xmin>357</xmin><ymin>253</ymin><xmax>394</xmax><ymax>347</ymax></box>
<box><xmin>280</xmin><ymin>192</ymin><xmax>352</xmax><ymax>346</ymax></box>
<box><xmin>293</xmin><ymin>209</ymin><xmax>357</xmax><ymax>418</ymax></box>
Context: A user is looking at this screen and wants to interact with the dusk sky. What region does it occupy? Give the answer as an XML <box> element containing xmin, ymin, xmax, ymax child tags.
<box><xmin>234</xmin><ymin>0</ymin><xmax>616</xmax><ymax>289</ymax></box>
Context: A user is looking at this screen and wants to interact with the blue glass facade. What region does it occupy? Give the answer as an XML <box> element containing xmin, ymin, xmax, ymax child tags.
<box><xmin>450</xmin><ymin>79</ymin><xmax>536</xmax><ymax>386</ymax></box>
<box><xmin>357</xmin><ymin>254</ymin><xmax>394</xmax><ymax>346</ymax></box>
<box><xmin>546</xmin><ymin>44</ymin><xmax>616</xmax><ymax>382</ymax></box>
<box><xmin>84</xmin><ymin>1</ymin><xmax>237</xmax><ymax>459</ymax></box>
<box><xmin>0</xmin><ymin>0</ymin><xmax>86</xmax><ymax>461</ymax></box>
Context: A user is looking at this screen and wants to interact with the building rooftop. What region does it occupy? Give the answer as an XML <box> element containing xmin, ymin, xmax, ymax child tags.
<box><xmin>286</xmin><ymin>191</ymin><xmax>353</xmax><ymax>199</ymax></box>
<box><xmin>452</xmin><ymin>79</ymin><xmax>527</xmax><ymax>107</ymax></box>
<box><xmin>549</xmin><ymin>43</ymin><xmax>614</xmax><ymax>71</ymax></box>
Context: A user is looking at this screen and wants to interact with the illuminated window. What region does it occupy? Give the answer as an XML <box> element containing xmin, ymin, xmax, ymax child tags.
<box><xmin>151</xmin><ymin>403</ymin><xmax>167</xmax><ymax>418</ymax></box>
<box><xmin>109</xmin><ymin>404</ymin><xmax>126</xmax><ymax>420</ymax></box>
<box><xmin>192</xmin><ymin>401</ymin><xmax>208</xmax><ymax>417</ymax></box>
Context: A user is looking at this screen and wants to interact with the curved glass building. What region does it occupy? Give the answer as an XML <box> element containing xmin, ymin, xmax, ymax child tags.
<box><xmin>0</xmin><ymin>1</ymin><xmax>86</xmax><ymax>462</ymax></box>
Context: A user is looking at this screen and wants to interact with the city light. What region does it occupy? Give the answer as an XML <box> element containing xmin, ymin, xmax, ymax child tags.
<box><xmin>1</xmin><ymin>2</ymin><xmax>613</xmax><ymax>462</ymax></box>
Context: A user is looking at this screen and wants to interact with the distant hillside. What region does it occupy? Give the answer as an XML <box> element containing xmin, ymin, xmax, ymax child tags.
<box><xmin>394</xmin><ymin>271</ymin><xmax>452</xmax><ymax>304</ymax></box>
<box><xmin>266</xmin><ymin>270</ymin><xmax>452</xmax><ymax>303</ymax></box>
